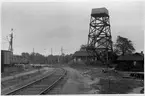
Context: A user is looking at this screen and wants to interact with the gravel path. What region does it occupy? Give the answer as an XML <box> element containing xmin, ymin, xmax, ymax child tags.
<box><xmin>61</xmin><ymin>67</ymin><xmax>99</xmax><ymax>94</ymax></box>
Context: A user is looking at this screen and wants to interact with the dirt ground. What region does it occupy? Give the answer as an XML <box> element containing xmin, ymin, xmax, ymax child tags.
<box><xmin>60</xmin><ymin>65</ymin><xmax>144</xmax><ymax>94</ymax></box>
<box><xmin>60</xmin><ymin>67</ymin><xmax>100</xmax><ymax>94</ymax></box>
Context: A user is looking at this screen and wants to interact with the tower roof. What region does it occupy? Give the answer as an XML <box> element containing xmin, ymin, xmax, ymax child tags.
<box><xmin>91</xmin><ymin>7</ymin><xmax>109</xmax><ymax>17</ymax></box>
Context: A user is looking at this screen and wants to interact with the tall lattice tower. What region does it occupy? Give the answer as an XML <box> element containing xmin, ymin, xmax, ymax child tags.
<box><xmin>87</xmin><ymin>8</ymin><xmax>113</xmax><ymax>63</ymax></box>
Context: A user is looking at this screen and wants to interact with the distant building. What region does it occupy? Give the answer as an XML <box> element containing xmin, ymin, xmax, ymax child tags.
<box><xmin>116</xmin><ymin>52</ymin><xmax>144</xmax><ymax>72</ymax></box>
<box><xmin>73</xmin><ymin>50</ymin><xmax>94</xmax><ymax>62</ymax></box>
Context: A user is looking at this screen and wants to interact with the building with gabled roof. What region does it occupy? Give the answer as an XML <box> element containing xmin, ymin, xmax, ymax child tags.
<box><xmin>73</xmin><ymin>50</ymin><xmax>95</xmax><ymax>63</ymax></box>
<box><xmin>116</xmin><ymin>52</ymin><xmax>144</xmax><ymax>72</ymax></box>
<box><xmin>117</xmin><ymin>53</ymin><xmax>144</xmax><ymax>61</ymax></box>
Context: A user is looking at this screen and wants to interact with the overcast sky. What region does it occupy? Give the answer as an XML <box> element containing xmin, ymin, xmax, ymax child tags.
<box><xmin>1</xmin><ymin>1</ymin><xmax>144</xmax><ymax>55</ymax></box>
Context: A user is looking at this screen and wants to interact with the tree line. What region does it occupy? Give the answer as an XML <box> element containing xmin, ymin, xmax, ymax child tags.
<box><xmin>21</xmin><ymin>52</ymin><xmax>73</xmax><ymax>64</ymax></box>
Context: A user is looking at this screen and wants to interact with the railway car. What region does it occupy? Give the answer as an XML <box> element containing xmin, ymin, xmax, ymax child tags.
<box><xmin>1</xmin><ymin>50</ymin><xmax>13</xmax><ymax>72</ymax></box>
<box><xmin>12</xmin><ymin>55</ymin><xmax>29</xmax><ymax>64</ymax></box>
<box><xmin>1</xmin><ymin>50</ymin><xmax>29</xmax><ymax>73</ymax></box>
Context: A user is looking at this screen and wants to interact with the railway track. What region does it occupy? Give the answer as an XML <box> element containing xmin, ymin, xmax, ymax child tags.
<box><xmin>5</xmin><ymin>68</ymin><xmax>66</xmax><ymax>95</ymax></box>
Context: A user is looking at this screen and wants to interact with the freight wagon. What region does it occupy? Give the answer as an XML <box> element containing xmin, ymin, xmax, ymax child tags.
<box><xmin>12</xmin><ymin>55</ymin><xmax>29</xmax><ymax>64</ymax></box>
<box><xmin>1</xmin><ymin>50</ymin><xmax>29</xmax><ymax>73</ymax></box>
<box><xmin>1</xmin><ymin>50</ymin><xmax>13</xmax><ymax>73</ymax></box>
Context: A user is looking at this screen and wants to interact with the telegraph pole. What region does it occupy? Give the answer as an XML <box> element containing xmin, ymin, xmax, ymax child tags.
<box><xmin>61</xmin><ymin>47</ymin><xmax>65</xmax><ymax>64</ymax></box>
<box><xmin>50</xmin><ymin>48</ymin><xmax>53</xmax><ymax>67</ymax></box>
<box><xmin>61</xmin><ymin>47</ymin><xmax>63</xmax><ymax>56</ymax></box>
<box><xmin>33</xmin><ymin>48</ymin><xmax>35</xmax><ymax>64</ymax></box>
<box><xmin>44</xmin><ymin>49</ymin><xmax>48</xmax><ymax>64</ymax></box>
<box><xmin>33</xmin><ymin>48</ymin><xmax>34</xmax><ymax>53</ymax></box>
<box><xmin>51</xmin><ymin>48</ymin><xmax>53</xmax><ymax>55</ymax></box>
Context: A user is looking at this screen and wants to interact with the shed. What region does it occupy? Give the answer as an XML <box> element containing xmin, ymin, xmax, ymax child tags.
<box><xmin>117</xmin><ymin>53</ymin><xmax>144</xmax><ymax>61</ymax></box>
<box><xmin>116</xmin><ymin>53</ymin><xmax>144</xmax><ymax>72</ymax></box>
<box><xmin>73</xmin><ymin>50</ymin><xmax>94</xmax><ymax>62</ymax></box>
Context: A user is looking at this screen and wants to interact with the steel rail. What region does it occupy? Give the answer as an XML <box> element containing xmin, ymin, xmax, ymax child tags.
<box><xmin>5</xmin><ymin>68</ymin><xmax>59</xmax><ymax>95</ymax></box>
<box><xmin>39</xmin><ymin>68</ymin><xmax>66</xmax><ymax>94</ymax></box>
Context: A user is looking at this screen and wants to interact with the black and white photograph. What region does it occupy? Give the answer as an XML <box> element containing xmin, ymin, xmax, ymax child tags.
<box><xmin>1</xmin><ymin>0</ymin><xmax>144</xmax><ymax>95</ymax></box>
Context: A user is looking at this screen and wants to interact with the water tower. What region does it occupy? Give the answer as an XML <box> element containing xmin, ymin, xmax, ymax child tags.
<box><xmin>87</xmin><ymin>8</ymin><xmax>113</xmax><ymax>63</ymax></box>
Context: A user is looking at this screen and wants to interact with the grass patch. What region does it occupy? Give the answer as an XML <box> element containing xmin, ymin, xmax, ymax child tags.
<box><xmin>84</xmin><ymin>67</ymin><xmax>143</xmax><ymax>94</ymax></box>
<box><xmin>1</xmin><ymin>69</ymin><xmax>45</xmax><ymax>89</ymax></box>
<box><xmin>68</xmin><ymin>62</ymin><xmax>144</xmax><ymax>94</ymax></box>
<box><xmin>92</xmin><ymin>78</ymin><xmax>143</xmax><ymax>94</ymax></box>
<box><xmin>2</xmin><ymin>65</ymin><xmax>35</xmax><ymax>78</ymax></box>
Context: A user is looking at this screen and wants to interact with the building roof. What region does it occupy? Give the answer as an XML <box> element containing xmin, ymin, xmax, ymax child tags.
<box><xmin>117</xmin><ymin>53</ymin><xmax>144</xmax><ymax>61</ymax></box>
<box><xmin>73</xmin><ymin>50</ymin><xmax>93</xmax><ymax>57</ymax></box>
<box><xmin>1</xmin><ymin>50</ymin><xmax>12</xmax><ymax>52</ymax></box>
